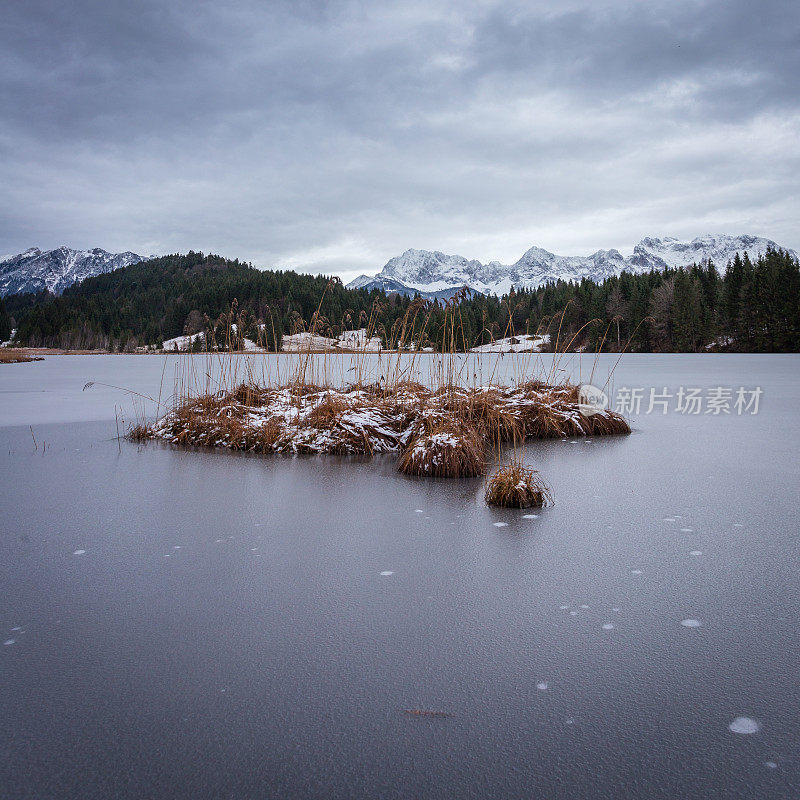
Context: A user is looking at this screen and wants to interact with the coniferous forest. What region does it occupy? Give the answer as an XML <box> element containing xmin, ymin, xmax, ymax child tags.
<box><xmin>4</xmin><ymin>248</ymin><xmax>799</xmax><ymax>353</ymax></box>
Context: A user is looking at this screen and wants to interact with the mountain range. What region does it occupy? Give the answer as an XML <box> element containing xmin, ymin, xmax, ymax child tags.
<box><xmin>2</xmin><ymin>234</ymin><xmax>796</xmax><ymax>301</ymax></box>
<box><xmin>347</xmin><ymin>234</ymin><xmax>797</xmax><ymax>299</ymax></box>
<box><xmin>0</xmin><ymin>247</ymin><xmax>146</xmax><ymax>296</ymax></box>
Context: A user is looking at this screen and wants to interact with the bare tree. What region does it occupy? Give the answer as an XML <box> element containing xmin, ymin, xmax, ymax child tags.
<box><xmin>649</xmin><ymin>278</ymin><xmax>675</xmax><ymax>351</ymax></box>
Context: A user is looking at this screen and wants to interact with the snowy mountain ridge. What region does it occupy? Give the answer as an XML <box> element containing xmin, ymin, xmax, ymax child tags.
<box><xmin>0</xmin><ymin>246</ymin><xmax>147</xmax><ymax>296</ymax></box>
<box><xmin>347</xmin><ymin>235</ymin><xmax>797</xmax><ymax>299</ymax></box>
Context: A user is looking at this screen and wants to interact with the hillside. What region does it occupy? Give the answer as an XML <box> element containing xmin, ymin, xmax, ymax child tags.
<box><xmin>4</xmin><ymin>247</ymin><xmax>799</xmax><ymax>353</ymax></box>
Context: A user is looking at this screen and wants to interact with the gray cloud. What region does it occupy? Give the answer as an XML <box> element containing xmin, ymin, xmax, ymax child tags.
<box><xmin>1</xmin><ymin>0</ymin><xmax>798</xmax><ymax>279</ymax></box>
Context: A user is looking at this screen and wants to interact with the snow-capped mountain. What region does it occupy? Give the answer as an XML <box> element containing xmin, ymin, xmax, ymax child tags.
<box><xmin>0</xmin><ymin>247</ymin><xmax>146</xmax><ymax>296</ymax></box>
<box><xmin>347</xmin><ymin>235</ymin><xmax>797</xmax><ymax>299</ymax></box>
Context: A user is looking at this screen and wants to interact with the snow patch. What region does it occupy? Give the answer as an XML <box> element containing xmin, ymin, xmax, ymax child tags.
<box><xmin>728</xmin><ymin>717</ymin><xmax>760</xmax><ymax>734</ymax></box>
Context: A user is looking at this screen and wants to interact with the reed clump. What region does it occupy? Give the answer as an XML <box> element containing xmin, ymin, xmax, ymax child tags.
<box><xmin>397</xmin><ymin>423</ymin><xmax>486</xmax><ymax>478</ymax></box>
<box><xmin>0</xmin><ymin>349</ymin><xmax>44</xmax><ymax>364</ymax></box>
<box><xmin>131</xmin><ymin>377</ymin><xmax>629</xmax><ymax>478</ymax></box>
<box><xmin>485</xmin><ymin>462</ymin><xmax>553</xmax><ymax>508</ymax></box>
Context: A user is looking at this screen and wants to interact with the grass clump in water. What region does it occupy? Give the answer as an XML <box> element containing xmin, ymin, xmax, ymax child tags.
<box><xmin>397</xmin><ymin>423</ymin><xmax>486</xmax><ymax>478</ymax></box>
<box><xmin>485</xmin><ymin>461</ymin><xmax>553</xmax><ymax>508</ymax></box>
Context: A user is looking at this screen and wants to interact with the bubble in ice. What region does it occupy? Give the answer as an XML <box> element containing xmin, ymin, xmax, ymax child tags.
<box><xmin>493</xmin><ymin>522</ymin><xmax>509</xmax><ymax>527</ymax></box>
<box><xmin>173</xmin><ymin>545</ymin><xmax>182</xmax><ymax>550</ymax></box>
<box><xmin>681</xmin><ymin>619</ymin><xmax>702</xmax><ymax>628</ymax></box>
<box><xmin>3</xmin><ymin>639</ymin><xmax>14</xmax><ymax>646</ymax></box>
<box><xmin>663</xmin><ymin>517</ymin><xmax>676</xmax><ymax>522</ymax></box>
<box><xmin>612</xmin><ymin>607</ymin><xmax>620</xmax><ymax>612</ymax></box>
<box><xmin>764</xmin><ymin>761</ymin><xmax>777</xmax><ymax>769</ymax></box>
<box><xmin>214</xmin><ymin>539</ymin><xmax>224</xmax><ymax>543</ymax></box>
<box><xmin>630</xmin><ymin>569</ymin><xmax>642</xmax><ymax>575</ymax></box>
<box><xmin>414</xmin><ymin>509</ymin><xmax>423</xmax><ymax>513</ymax></box>
<box><xmin>559</xmin><ymin>605</ymin><xmax>570</xmax><ymax>610</ymax></box>
<box><xmin>73</xmin><ymin>549</ymin><xmax>86</xmax><ymax>556</ymax></box>
<box><xmin>690</xmin><ymin>550</ymin><xmax>703</xmax><ymax>556</ymax></box>
<box><xmin>733</xmin><ymin>523</ymin><xmax>744</xmax><ymax>528</ymax></box>
<box><xmin>379</xmin><ymin>571</ymin><xmax>394</xmax><ymax>576</ymax></box>
<box><xmin>565</xmin><ymin>717</ymin><xmax>575</xmax><ymax>725</ymax></box>
<box><xmin>523</xmin><ymin>514</ymin><xmax>539</xmax><ymax>519</ymax></box>
<box><xmin>536</xmin><ymin>682</ymin><xmax>548</xmax><ymax>690</ymax></box>
<box><xmin>602</xmin><ymin>623</ymin><xmax>614</xmax><ymax>630</ymax></box>
<box><xmin>580</xmin><ymin>604</ymin><xmax>589</xmax><ymax>609</ymax></box>
<box><xmin>680</xmin><ymin>528</ymin><xmax>693</xmax><ymax>532</ymax></box>
<box><xmin>728</xmin><ymin>717</ymin><xmax>760</xmax><ymax>734</ymax></box>
<box><xmin>10</xmin><ymin>627</ymin><xmax>21</xmax><ymax>632</ymax></box>
<box><xmin>569</xmin><ymin>611</ymin><xmax>578</xmax><ymax>616</ymax></box>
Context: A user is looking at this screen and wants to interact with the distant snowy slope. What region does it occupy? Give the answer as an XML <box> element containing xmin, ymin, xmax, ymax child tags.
<box><xmin>348</xmin><ymin>235</ymin><xmax>797</xmax><ymax>298</ymax></box>
<box><xmin>0</xmin><ymin>246</ymin><xmax>146</xmax><ymax>296</ymax></box>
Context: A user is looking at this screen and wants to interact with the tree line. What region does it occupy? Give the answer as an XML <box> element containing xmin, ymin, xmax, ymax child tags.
<box><xmin>4</xmin><ymin>247</ymin><xmax>798</xmax><ymax>353</ymax></box>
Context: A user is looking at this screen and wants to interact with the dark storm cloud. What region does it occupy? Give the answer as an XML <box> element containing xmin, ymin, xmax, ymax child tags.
<box><xmin>1</xmin><ymin>0</ymin><xmax>798</xmax><ymax>275</ymax></box>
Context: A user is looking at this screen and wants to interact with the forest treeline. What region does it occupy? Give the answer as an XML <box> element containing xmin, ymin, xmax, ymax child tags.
<box><xmin>3</xmin><ymin>247</ymin><xmax>799</xmax><ymax>353</ymax></box>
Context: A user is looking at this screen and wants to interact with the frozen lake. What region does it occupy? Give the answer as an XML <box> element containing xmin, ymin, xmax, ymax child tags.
<box><xmin>1</xmin><ymin>353</ymin><xmax>799</xmax><ymax>798</ymax></box>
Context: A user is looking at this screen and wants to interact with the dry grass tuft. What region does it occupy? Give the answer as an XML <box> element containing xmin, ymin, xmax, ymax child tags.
<box><xmin>304</xmin><ymin>393</ymin><xmax>349</xmax><ymax>428</ymax></box>
<box><xmin>582</xmin><ymin>410</ymin><xmax>631</xmax><ymax>436</ymax></box>
<box><xmin>485</xmin><ymin>461</ymin><xmax>553</xmax><ymax>508</ymax></box>
<box><xmin>127</xmin><ymin>423</ymin><xmax>152</xmax><ymax>441</ymax></box>
<box><xmin>0</xmin><ymin>349</ymin><xmax>44</xmax><ymax>364</ymax></box>
<box><xmin>398</xmin><ymin>423</ymin><xmax>486</xmax><ymax>478</ymax></box>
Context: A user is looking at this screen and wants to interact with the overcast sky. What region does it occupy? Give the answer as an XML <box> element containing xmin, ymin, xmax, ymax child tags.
<box><xmin>1</xmin><ymin>0</ymin><xmax>798</xmax><ymax>282</ymax></box>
